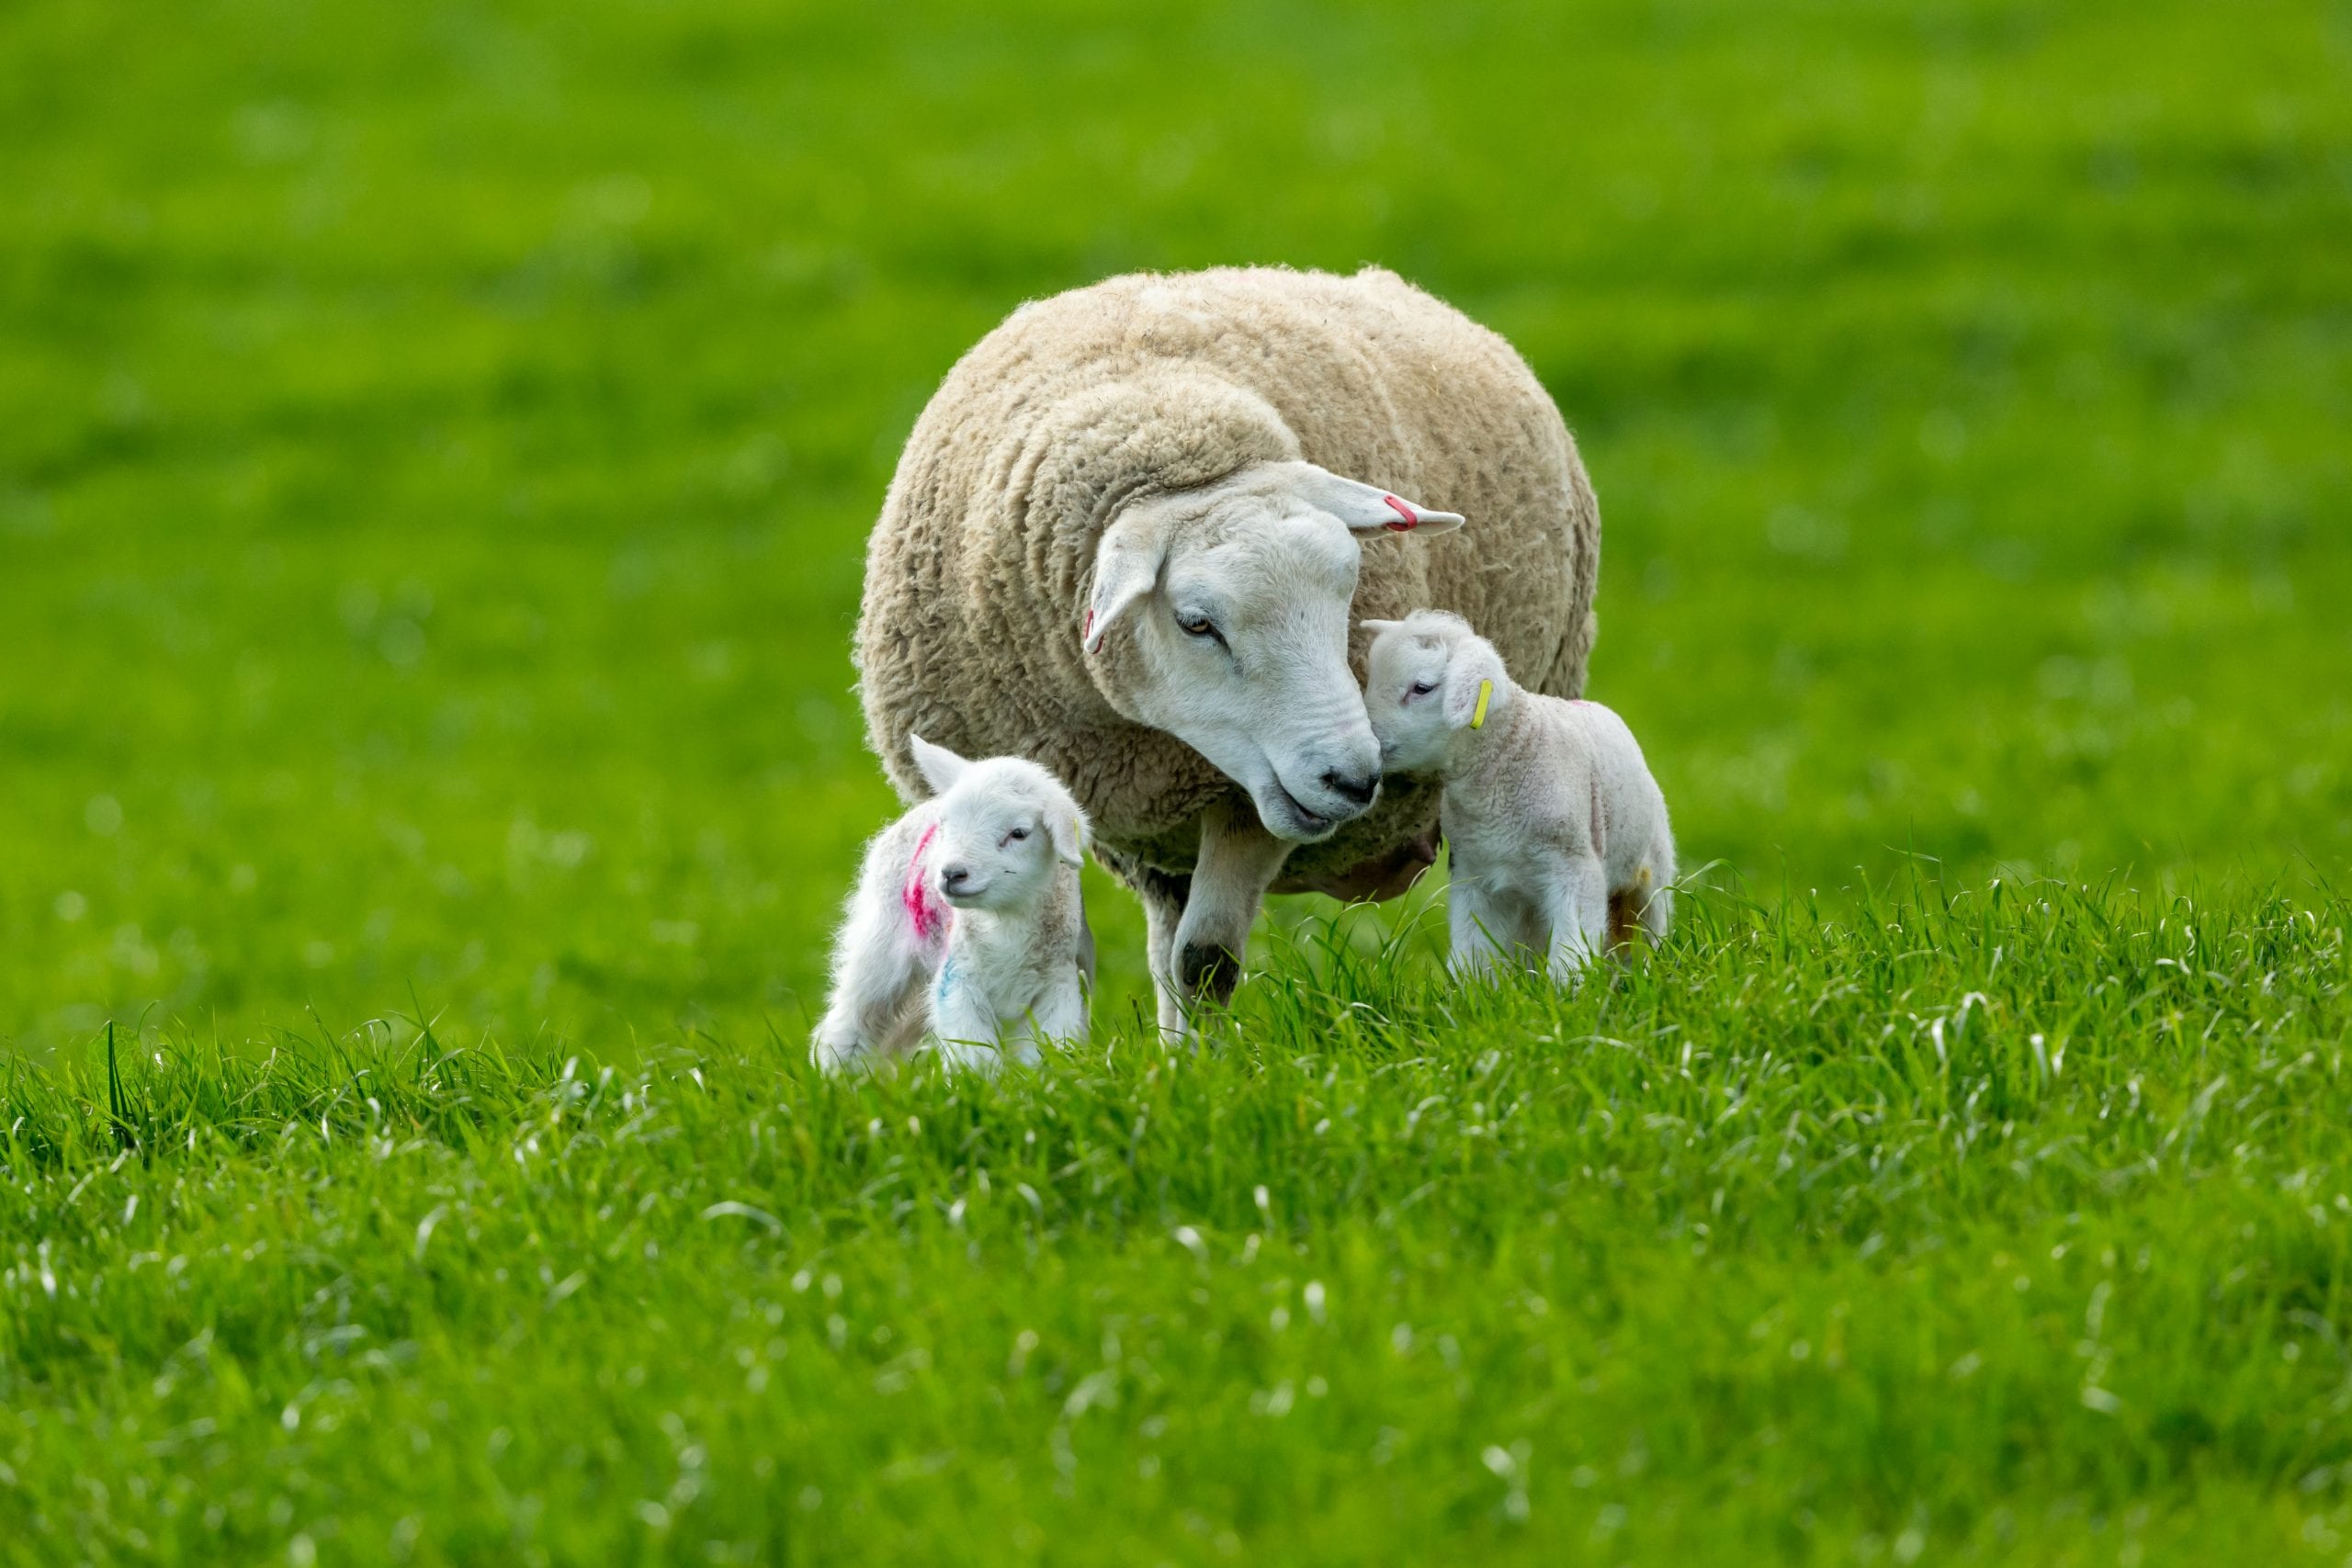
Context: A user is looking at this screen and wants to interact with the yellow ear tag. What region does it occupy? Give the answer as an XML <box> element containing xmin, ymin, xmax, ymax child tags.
<box><xmin>1468</xmin><ymin>679</ymin><xmax>1492</xmax><ymax>730</ymax></box>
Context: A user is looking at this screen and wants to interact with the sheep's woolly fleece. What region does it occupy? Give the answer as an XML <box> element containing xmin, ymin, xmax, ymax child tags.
<box><xmin>855</xmin><ymin>265</ymin><xmax>1600</xmax><ymax>890</ymax></box>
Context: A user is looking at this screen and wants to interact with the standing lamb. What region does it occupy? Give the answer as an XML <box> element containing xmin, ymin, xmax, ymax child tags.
<box><xmin>857</xmin><ymin>266</ymin><xmax>1600</xmax><ymax>1032</ymax></box>
<box><xmin>812</xmin><ymin>736</ymin><xmax>1093</xmax><ymax>1074</ymax></box>
<box><xmin>1362</xmin><ymin>611</ymin><xmax>1673</xmax><ymax>979</ymax></box>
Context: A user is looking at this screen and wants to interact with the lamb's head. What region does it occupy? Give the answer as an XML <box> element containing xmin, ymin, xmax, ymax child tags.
<box><xmin>1080</xmin><ymin>461</ymin><xmax>1464</xmax><ymax>842</ymax></box>
<box><xmin>1361</xmin><ymin>610</ymin><xmax>1512</xmax><ymax>777</ymax></box>
<box><xmin>910</xmin><ymin>735</ymin><xmax>1089</xmax><ymax>913</ymax></box>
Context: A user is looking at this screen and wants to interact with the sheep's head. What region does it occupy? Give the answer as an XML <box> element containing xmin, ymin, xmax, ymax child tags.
<box><xmin>1080</xmin><ymin>462</ymin><xmax>1464</xmax><ymax>843</ymax></box>
<box><xmin>910</xmin><ymin>735</ymin><xmax>1088</xmax><ymax>913</ymax></box>
<box><xmin>1361</xmin><ymin>610</ymin><xmax>1512</xmax><ymax>777</ymax></box>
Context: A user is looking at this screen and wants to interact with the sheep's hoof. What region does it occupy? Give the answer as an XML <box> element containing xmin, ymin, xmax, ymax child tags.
<box><xmin>1178</xmin><ymin>942</ymin><xmax>1241</xmax><ymax>1003</ymax></box>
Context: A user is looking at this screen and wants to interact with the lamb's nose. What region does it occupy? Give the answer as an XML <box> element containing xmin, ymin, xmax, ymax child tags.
<box><xmin>939</xmin><ymin>863</ymin><xmax>972</xmax><ymax>892</ymax></box>
<box><xmin>1321</xmin><ymin>767</ymin><xmax>1381</xmax><ymax>807</ymax></box>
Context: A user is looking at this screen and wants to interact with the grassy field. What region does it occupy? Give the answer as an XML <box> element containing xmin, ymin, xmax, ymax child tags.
<box><xmin>5</xmin><ymin>0</ymin><xmax>2352</xmax><ymax>1560</ymax></box>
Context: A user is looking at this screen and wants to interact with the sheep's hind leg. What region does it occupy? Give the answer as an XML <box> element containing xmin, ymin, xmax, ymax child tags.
<box><xmin>1088</xmin><ymin>843</ymin><xmax>1189</xmax><ymax>1041</ymax></box>
<box><xmin>1124</xmin><ymin>863</ymin><xmax>1193</xmax><ymax>1041</ymax></box>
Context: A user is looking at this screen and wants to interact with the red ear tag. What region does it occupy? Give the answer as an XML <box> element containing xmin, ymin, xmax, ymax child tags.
<box><xmin>1382</xmin><ymin>494</ymin><xmax>1418</xmax><ymax>531</ymax></box>
<box><xmin>1082</xmin><ymin>609</ymin><xmax>1094</xmax><ymax>644</ymax></box>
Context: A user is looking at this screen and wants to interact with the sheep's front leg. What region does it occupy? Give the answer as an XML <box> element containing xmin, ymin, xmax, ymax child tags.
<box><xmin>1544</xmin><ymin>857</ymin><xmax>1611</xmax><ymax>986</ymax></box>
<box><xmin>1170</xmin><ymin>802</ymin><xmax>1292</xmax><ymax>1030</ymax></box>
<box><xmin>927</xmin><ymin>964</ymin><xmax>1005</xmax><ymax>1075</ymax></box>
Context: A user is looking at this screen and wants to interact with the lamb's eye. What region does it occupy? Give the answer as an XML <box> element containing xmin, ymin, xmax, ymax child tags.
<box><xmin>1175</xmin><ymin>610</ymin><xmax>1222</xmax><ymax>642</ymax></box>
<box><xmin>1004</xmin><ymin>826</ymin><xmax>1030</xmax><ymax>842</ymax></box>
<box><xmin>1409</xmin><ymin>680</ymin><xmax>1439</xmax><ymax>697</ymax></box>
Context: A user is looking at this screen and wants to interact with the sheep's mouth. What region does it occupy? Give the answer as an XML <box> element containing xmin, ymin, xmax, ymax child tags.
<box><xmin>1261</xmin><ymin>783</ymin><xmax>1335</xmax><ymax>842</ymax></box>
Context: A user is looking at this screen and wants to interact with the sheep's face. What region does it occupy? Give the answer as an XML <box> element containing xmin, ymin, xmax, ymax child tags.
<box><xmin>909</xmin><ymin>739</ymin><xmax>1089</xmax><ymax>913</ymax></box>
<box><xmin>1363</xmin><ymin>611</ymin><xmax>1510</xmax><ymax>777</ymax></box>
<box><xmin>1081</xmin><ymin>462</ymin><xmax>1464</xmax><ymax>843</ymax></box>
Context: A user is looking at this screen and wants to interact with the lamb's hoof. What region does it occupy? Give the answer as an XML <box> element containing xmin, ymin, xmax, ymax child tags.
<box><xmin>1178</xmin><ymin>942</ymin><xmax>1241</xmax><ymax>1003</ymax></box>
<box><xmin>810</xmin><ymin>1043</ymin><xmax>876</xmax><ymax>1077</ymax></box>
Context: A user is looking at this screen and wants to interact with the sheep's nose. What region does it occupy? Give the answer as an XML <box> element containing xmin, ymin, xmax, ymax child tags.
<box><xmin>1321</xmin><ymin>767</ymin><xmax>1380</xmax><ymax>807</ymax></box>
<box><xmin>939</xmin><ymin>863</ymin><xmax>972</xmax><ymax>893</ymax></box>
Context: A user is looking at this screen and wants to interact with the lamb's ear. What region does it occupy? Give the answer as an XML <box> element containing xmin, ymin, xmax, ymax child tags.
<box><xmin>1288</xmin><ymin>465</ymin><xmax>1465</xmax><ymax>538</ymax></box>
<box><xmin>908</xmin><ymin>733</ymin><xmax>972</xmax><ymax>795</ymax></box>
<box><xmin>1082</xmin><ymin>508</ymin><xmax>1167</xmax><ymax>655</ymax></box>
<box><xmin>1046</xmin><ymin>795</ymin><xmax>1089</xmax><ymax>868</ymax></box>
<box><xmin>1442</xmin><ymin>640</ymin><xmax>1510</xmax><ymax>731</ymax></box>
<box><xmin>1357</xmin><ymin>618</ymin><xmax>1403</xmax><ymax>637</ymax></box>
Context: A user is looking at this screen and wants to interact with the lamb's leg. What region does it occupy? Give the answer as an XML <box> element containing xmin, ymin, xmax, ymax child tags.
<box><xmin>927</xmin><ymin>964</ymin><xmax>1005</xmax><ymax>1075</ymax></box>
<box><xmin>1447</xmin><ymin>880</ymin><xmax>1510</xmax><ymax>979</ymax></box>
<box><xmin>1027</xmin><ymin>969</ymin><xmax>1091</xmax><ymax>1055</ymax></box>
<box><xmin>811</xmin><ymin>880</ymin><xmax>927</xmax><ymax>1073</ymax></box>
<box><xmin>1170</xmin><ymin>802</ymin><xmax>1292</xmax><ymax>1027</ymax></box>
<box><xmin>1544</xmin><ymin>857</ymin><xmax>1611</xmax><ymax>986</ymax></box>
<box><xmin>1620</xmin><ymin>871</ymin><xmax>1673</xmax><ymax>953</ymax></box>
<box><xmin>1638</xmin><ymin>833</ymin><xmax>1677</xmax><ymax>948</ymax></box>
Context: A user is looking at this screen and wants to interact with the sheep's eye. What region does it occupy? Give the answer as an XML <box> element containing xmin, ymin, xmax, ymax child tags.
<box><xmin>1004</xmin><ymin>826</ymin><xmax>1030</xmax><ymax>842</ymax></box>
<box><xmin>1175</xmin><ymin>610</ymin><xmax>1222</xmax><ymax>642</ymax></box>
<box><xmin>1409</xmin><ymin>680</ymin><xmax>1439</xmax><ymax>697</ymax></box>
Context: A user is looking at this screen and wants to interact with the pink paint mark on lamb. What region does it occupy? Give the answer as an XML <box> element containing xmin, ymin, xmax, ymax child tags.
<box><xmin>903</xmin><ymin>822</ymin><xmax>949</xmax><ymax>943</ymax></box>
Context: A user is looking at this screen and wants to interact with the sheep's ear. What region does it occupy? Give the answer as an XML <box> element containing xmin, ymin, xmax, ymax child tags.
<box><xmin>1082</xmin><ymin>511</ymin><xmax>1165</xmax><ymax>654</ymax></box>
<box><xmin>908</xmin><ymin>733</ymin><xmax>971</xmax><ymax>795</ymax></box>
<box><xmin>1358</xmin><ymin>618</ymin><xmax>1403</xmax><ymax>637</ymax></box>
<box><xmin>1046</xmin><ymin>796</ymin><xmax>1089</xmax><ymax>868</ymax></box>
<box><xmin>1288</xmin><ymin>465</ymin><xmax>1465</xmax><ymax>538</ymax></box>
<box><xmin>1443</xmin><ymin>641</ymin><xmax>1510</xmax><ymax>731</ymax></box>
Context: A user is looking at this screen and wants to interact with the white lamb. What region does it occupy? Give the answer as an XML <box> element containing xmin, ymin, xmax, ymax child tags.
<box><xmin>812</xmin><ymin>736</ymin><xmax>1093</xmax><ymax>1074</ymax></box>
<box><xmin>1362</xmin><ymin>612</ymin><xmax>1675</xmax><ymax>981</ymax></box>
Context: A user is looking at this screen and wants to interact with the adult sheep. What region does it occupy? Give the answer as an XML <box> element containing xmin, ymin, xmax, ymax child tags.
<box><xmin>856</xmin><ymin>265</ymin><xmax>1599</xmax><ymax>1033</ymax></box>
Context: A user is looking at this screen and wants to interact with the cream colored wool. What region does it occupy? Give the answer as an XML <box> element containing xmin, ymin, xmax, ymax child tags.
<box><xmin>854</xmin><ymin>265</ymin><xmax>1600</xmax><ymax>897</ymax></box>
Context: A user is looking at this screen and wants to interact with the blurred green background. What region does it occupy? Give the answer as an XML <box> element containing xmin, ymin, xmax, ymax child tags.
<box><xmin>4</xmin><ymin>0</ymin><xmax>2348</xmax><ymax>1057</ymax></box>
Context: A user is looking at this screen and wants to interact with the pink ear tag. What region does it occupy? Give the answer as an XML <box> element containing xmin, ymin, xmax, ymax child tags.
<box><xmin>1382</xmin><ymin>494</ymin><xmax>1418</xmax><ymax>532</ymax></box>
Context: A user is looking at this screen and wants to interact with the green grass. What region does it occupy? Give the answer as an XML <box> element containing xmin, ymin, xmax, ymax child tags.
<box><xmin>5</xmin><ymin>0</ymin><xmax>2352</xmax><ymax>1559</ymax></box>
<box><xmin>9</xmin><ymin>884</ymin><xmax>2352</xmax><ymax>1561</ymax></box>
